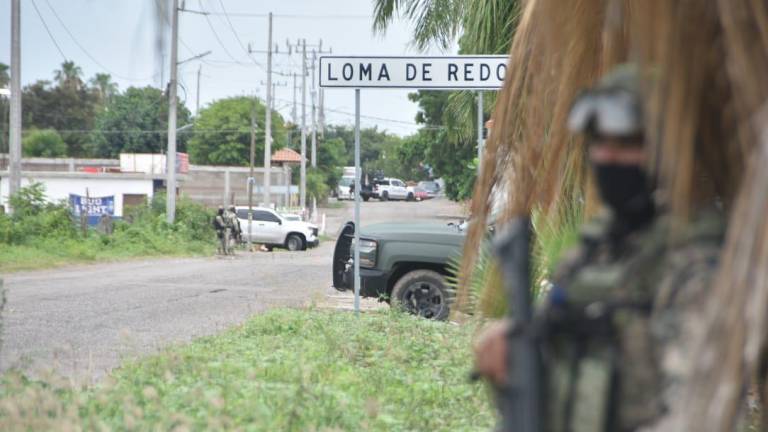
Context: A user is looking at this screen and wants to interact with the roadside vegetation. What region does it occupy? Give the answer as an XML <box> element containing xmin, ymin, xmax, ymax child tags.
<box><xmin>0</xmin><ymin>183</ymin><xmax>214</xmax><ymax>272</ymax></box>
<box><xmin>0</xmin><ymin>308</ymin><xmax>494</xmax><ymax>431</ymax></box>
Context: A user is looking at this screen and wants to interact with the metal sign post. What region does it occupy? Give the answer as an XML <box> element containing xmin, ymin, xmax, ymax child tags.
<box><xmin>353</xmin><ymin>89</ymin><xmax>362</xmax><ymax>317</ymax></box>
<box><xmin>319</xmin><ymin>55</ymin><xmax>508</xmax><ymax>317</ymax></box>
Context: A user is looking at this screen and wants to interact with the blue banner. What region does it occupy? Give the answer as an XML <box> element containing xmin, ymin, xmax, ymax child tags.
<box><xmin>69</xmin><ymin>194</ymin><xmax>115</xmax><ymax>225</ymax></box>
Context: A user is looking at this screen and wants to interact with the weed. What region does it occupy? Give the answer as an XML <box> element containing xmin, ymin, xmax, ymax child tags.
<box><xmin>0</xmin><ymin>309</ymin><xmax>494</xmax><ymax>431</ymax></box>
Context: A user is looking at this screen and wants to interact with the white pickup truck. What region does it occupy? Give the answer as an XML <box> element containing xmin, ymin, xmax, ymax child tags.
<box><xmin>235</xmin><ymin>207</ymin><xmax>319</xmax><ymax>251</ymax></box>
<box><xmin>374</xmin><ymin>177</ymin><xmax>415</xmax><ymax>201</ymax></box>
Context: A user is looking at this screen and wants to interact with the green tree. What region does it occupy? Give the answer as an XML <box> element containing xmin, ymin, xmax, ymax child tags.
<box><xmin>322</xmin><ymin>125</ymin><xmax>403</xmax><ymax>171</ymax></box>
<box><xmin>373</xmin><ymin>0</ymin><xmax>519</xmax><ymax>54</ymax></box>
<box><xmin>89</xmin><ymin>86</ymin><xmax>191</xmax><ymax>157</ymax></box>
<box><xmin>54</xmin><ymin>60</ymin><xmax>84</xmax><ymax>91</ymax></box>
<box><xmin>408</xmin><ymin>91</ymin><xmax>477</xmax><ymax>200</ymax></box>
<box><xmin>317</xmin><ymin>137</ymin><xmax>346</xmax><ymax>192</ymax></box>
<box><xmin>22</xmin><ymin>129</ymin><xmax>67</xmax><ymax>157</ymax></box>
<box><xmin>23</xmin><ymin>61</ymin><xmax>98</xmax><ymax>156</ymax></box>
<box><xmin>188</xmin><ymin>96</ymin><xmax>286</xmax><ymax>166</ymax></box>
<box><xmin>89</xmin><ymin>73</ymin><xmax>118</xmax><ymax>109</ymax></box>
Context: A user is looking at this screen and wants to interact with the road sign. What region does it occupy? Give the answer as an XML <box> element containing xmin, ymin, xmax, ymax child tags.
<box><xmin>319</xmin><ymin>56</ymin><xmax>508</xmax><ymax>89</ymax></box>
<box><xmin>319</xmin><ymin>55</ymin><xmax>509</xmax><ymax>317</ymax></box>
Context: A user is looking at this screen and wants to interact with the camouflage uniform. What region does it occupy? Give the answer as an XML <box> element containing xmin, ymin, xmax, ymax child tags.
<box><xmin>542</xmin><ymin>209</ymin><xmax>725</xmax><ymax>431</ymax></box>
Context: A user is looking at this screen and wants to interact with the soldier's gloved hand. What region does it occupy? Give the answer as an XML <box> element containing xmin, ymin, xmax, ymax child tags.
<box><xmin>473</xmin><ymin>319</ymin><xmax>513</xmax><ymax>387</ymax></box>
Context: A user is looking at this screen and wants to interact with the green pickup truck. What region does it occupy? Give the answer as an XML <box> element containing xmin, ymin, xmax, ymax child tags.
<box><xmin>332</xmin><ymin>221</ymin><xmax>466</xmax><ymax>320</ymax></box>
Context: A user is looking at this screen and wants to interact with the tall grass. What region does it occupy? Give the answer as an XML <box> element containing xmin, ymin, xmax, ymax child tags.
<box><xmin>0</xmin><ymin>308</ymin><xmax>494</xmax><ymax>431</ymax></box>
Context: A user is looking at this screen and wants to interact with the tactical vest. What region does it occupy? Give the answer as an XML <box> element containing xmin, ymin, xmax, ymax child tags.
<box><xmin>543</xmin><ymin>214</ymin><xmax>674</xmax><ymax>432</ymax></box>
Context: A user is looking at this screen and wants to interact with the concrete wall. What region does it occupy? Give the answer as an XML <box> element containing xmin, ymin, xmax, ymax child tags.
<box><xmin>0</xmin><ymin>154</ymin><xmax>119</xmax><ymax>172</ymax></box>
<box><xmin>182</xmin><ymin>165</ymin><xmax>295</xmax><ymax>208</ymax></box>
<box><xmin>0</xmin><ymin>172</ymin><xmax>155</xmax><ymax>216</ymax></box>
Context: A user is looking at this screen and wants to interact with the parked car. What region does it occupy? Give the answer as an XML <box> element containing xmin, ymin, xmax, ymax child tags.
<box><xmin>374</xmin><ymin>177</ymin><xmax>414</xmax><ymax>201</ymax></box>
<box><xmin>332</xmin><ymin>221</ymin><xmax>466</xmax><ymax>320</ymax></box>
<box><xmin>407</xmin><ymin>186</ymin><xmax>431</xmax><ymax>201</ymax></box>
<box><xmin>235</xmin><ymin>207</ymin><xmax>319</xmax><ymax>251</ymax></box>
<box><xmin>417</xmin><ymin>180</ymin><xmax>441</xmax><ymax>198</ymax></box>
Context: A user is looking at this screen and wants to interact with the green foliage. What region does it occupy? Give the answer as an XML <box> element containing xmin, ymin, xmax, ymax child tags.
<box><xmin>21</xmin><ymin>129</ymin><xmax>67</xmax><ymax>157</ymax></box>
<box><xmin>409</xmin><ymin>91</ymin><xmax>478</xmax><ymax>200</ymax></box>
<box><xmin>322</xmin><ymin>125</ymin><xmax>403</xmax><ymax>172</ymax></box>
<box><xmin>22</xmin><ymin>61</ymin><xmax>98</xmax><ymax>156</ymax></box>
<box><xmin>306</xmin><ymin>169</ymin><xmax>330</xmax><ymax>202</ymax></box>
<box><xmin>0</xmin><ymin>184</ymin><xmax>214</xmax><ymax>272</ymax></box>
<box><xmin>89</xmin><ymin>86</ymin><xmax>190</xmax><ymax>158</ymax></box>
<box><xmin>0</xmin><ymin>309</ymin><xmax>493</xmax><ymax>430</ymax></box>
<box><xmin>373</xmin><ymin>0</ymin><xmax>519</xmax><ymax>54</ymax></box>
<box><xmin>189</xmin><ymin>96</ymin><xmax>285</xmax><ymax>166</ymax></box>
<box><xmin>317</xmin><ymin>137</ymin><xmax>346</xmax><ymax>192</ymax></box>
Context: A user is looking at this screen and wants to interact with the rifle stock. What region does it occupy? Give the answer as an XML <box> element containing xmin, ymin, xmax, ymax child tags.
<box><xmin>493</xmin><ymin>217</ymin><xmax>541</xmax><ymax>432</ymax></box>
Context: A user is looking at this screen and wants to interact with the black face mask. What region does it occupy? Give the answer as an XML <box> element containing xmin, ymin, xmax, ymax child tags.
<box><xmin>593</xmin><ymin>163</ymin><xmax>655</xmax><ymax>231</ymax></box>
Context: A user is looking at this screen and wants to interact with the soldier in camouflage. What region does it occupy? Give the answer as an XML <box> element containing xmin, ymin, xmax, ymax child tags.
<box><xmin>473</xmin><ymin>66</ymin><xmax>726</xmax><ymax>431</ymax></box>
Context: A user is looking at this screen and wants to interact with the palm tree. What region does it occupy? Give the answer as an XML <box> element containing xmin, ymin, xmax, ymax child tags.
<box><xmin>89</xmin><ymin>73</ymin><xmax>118</xmax><ymax>107</ymax></box>
<box><xmin>372</xmin><ymin>0</ymin><xmax>519</xmax><ymax>54</ymax></box>
<box><xmin>54</xmin><ymin>60</ymin><xmax>84</xmax><ymax>91</ymax></box>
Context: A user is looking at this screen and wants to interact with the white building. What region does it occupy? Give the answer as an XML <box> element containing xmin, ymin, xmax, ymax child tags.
<box><xmin>0</xmin><ymin>171</ymin><xmax>158</xmax><ymax>217</ymax></box>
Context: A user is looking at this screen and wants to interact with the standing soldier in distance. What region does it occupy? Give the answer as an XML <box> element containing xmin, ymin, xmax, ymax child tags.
<box><xmin>473</xmin><ymin>65</ymin><xmax>726</xmax><ymax>431</ymax></box>
<box><xmin>213</xmin><ymin>206</ymin><xmax>227</xmax><ymax>255</ymax></box>
<box><xmin>227</xmin><ymin>205</ymin><xmax>242</xmax><ymax>249</ymax></box>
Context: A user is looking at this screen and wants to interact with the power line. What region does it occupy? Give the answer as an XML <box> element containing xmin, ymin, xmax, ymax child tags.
<box><xmin>216</xmin><ymin>0</ymin><xmax>255</xmax><ymax>61</ymax></box>
<box><xmin>197</xmin><ymin>1</ymin><xmax>245</xmax><ymax>64</ymax></box>
<box><xmin>43</xmin><ymin>0</ymin><xmax>156</xmax><ymax>82</ymax></box>
<box><xmin>30</xmin><ymin>0</ymin><xmax>67</xmax><ymax>62</ymax></box>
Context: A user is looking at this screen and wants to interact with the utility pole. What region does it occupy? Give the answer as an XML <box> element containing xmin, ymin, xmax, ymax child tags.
<box><xmin>195</xmin><ymin>64</ymin><xmax>202</xmax><ymax>116</ymax></box>
<box><xmin>318</xmin><ymin>88</ymin><xmax>325</xmax><ymax>138</ymax></box>
<box><xmin>8</xmin><ymin>0</ymin><xmax>21</xmax><ymax>209</ymax></box>
<box><xmin>300</xmin><ymin>39</ymin><xmax>307</xmax><ymax>212</ymax></box>
<box><xmin>263</xmin><ymin>12</ymin><xmax>273</xmax><ymax>207</ymax></box>
<box><xmin>248</xmin><ymin>101</ymin><xmax>256</xmax><ymax>250</ymax></box>
<box><xmin>310</xmin><ymin>50</ymin><xmax>318</xmax><ymax>168</ymax></box>
<box><xmin>166</xmin><ymin>0</ymin><xmax>179</xmax><ymax>223</ymax></box>
<box><xmin>291</xmin><ymin>72</ymin><xmax>298</xmax><ymax>125</ymax></box>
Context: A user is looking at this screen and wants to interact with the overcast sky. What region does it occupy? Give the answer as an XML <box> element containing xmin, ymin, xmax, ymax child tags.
<box><xmin>0</xmin><ymin>0</ymin><xmax>454</xmax><ymax>136</ymax></box>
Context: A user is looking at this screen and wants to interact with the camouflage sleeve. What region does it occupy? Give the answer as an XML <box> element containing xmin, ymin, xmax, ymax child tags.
<box><xmin>649</xmin><ymin>241</ymin><xmax>722</xmax><ymax>420</ymax></box>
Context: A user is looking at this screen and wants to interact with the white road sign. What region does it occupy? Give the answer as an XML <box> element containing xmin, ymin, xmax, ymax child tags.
<box><xmin>319</xmin><ymin>56</ymin><xmax>509</xmax><ymax>89</ymax></box>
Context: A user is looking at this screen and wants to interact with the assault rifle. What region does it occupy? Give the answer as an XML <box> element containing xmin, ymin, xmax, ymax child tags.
<box><xmin>493</xmin><ymin>217</ymin><xmax>541</xmax><ymax>432</ymax></box>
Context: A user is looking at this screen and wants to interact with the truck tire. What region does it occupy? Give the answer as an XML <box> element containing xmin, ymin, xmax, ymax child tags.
<box><xmin>380</xmin><ymin>191</ymin><xmax>389</xmax><ymax>201</ymax></box>
<box><xmin>391</xmin><ymin>270</ymin><xmax>451</xmax><ymax>320</ymax></box>
<box><xmin>286</xmin><ymin>233</ymin><xmax>304</xmax><ymax>251</ymax></box>
<box><xmin>406</xmin><ymin>192</ymin><xmax>414</xmax><ymax>201</ymax></box>
<box><xmin>363</xmin><ymin>195</ymin><xmax>370</xmax><ymax>202</ymax></box>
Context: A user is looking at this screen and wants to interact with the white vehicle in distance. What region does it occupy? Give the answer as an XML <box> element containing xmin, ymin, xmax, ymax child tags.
<box><xmin>336</xmin><ymin>176</ymin><xmax>355</xmax><ymax>200</ymax></box>
<box><xmin>374</xmin><ymin>177</ymin><xmax>414</xmax><ymax>201</ymax></box>
<box><xmin>235</xmin><ymin>207</ymin><xmax>319</xmax><ymax>251</ymax></box>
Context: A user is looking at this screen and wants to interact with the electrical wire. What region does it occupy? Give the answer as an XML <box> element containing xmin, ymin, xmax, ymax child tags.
<box><xmin>43</xmin><ymin>0</ymin><xmax>157</xmax><ymax>82</ymax></box>
<box><xmin>198</xmin><ymin>1</ymin><xmax>247</xmax><ymax>64</ymax></box>
<box><xmin>30</xmin><ymin>0</ymin><xmax>67</xmax><ymax>62</ymax></box>
<box><xmin>216</xmin><ymin>0</ymin><xmax>255</xmax><ymax>60</ymax></box>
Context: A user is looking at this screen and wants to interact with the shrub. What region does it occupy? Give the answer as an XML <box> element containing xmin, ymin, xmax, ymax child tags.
<box><xmin>22</xmin><ymin>129</ymin><xmax>67</xmax><ymax>157</ymax></box>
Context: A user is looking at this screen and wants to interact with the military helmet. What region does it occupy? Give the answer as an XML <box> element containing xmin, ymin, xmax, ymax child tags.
<box><xmin>568</xmin><ymin>64</ymin><xmax>644</xmax><ymax>138</ymax></box>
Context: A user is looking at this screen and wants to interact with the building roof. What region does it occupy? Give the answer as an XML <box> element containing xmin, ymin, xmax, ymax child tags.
<box><xmin>271</xmin><ymin>148</ymin><xmax>303</xmax><ymax>164</ymax></box>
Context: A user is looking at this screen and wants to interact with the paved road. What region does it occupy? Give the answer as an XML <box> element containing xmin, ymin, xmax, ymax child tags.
<box><xmin>0</xmin><ymin>198</ymin><xmax>464</xmax><ymax>381</ymax></box>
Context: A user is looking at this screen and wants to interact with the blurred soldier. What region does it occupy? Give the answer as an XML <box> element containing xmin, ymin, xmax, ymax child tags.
<box><xmin>213</xmin><ymin>206</ymin><xmax>227</xmax><ymax>255</ymax></box>
<box><xmin>473</xmin><ymin>66</ymin><xmax>725</xmax><ymax>431</ymax></box>
<box><xmin>226</xmin><ymin>205</ymin><xmax>241</xmax><ymax>247</ymax></box>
